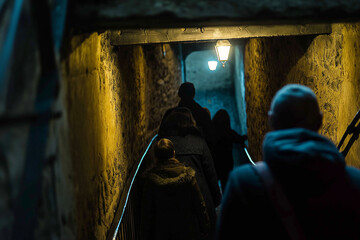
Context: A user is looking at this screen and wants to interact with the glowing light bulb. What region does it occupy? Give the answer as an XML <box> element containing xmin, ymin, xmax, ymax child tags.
<box><xmin>208</xmin><ymin>61</ymin><xmax>218</xmax><ymax>71</ymax></box>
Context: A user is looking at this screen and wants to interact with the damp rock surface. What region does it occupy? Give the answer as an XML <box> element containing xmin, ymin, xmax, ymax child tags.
<box><xmin>245</xmin><ymin>23</ymin><xmax>360</xmax><ymax>168</ymax></box>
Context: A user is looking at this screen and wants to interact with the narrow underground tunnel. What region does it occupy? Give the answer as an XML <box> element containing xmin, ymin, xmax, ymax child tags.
<box><xmin>2</xmin><ymin>1</ymin><xmax>360</xmax><ymax>240</ymax></box>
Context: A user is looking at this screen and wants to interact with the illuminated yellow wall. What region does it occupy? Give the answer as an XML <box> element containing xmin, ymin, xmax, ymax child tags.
<box><xmin>245</xmin><ymin>23</ymin><xmax>360</xmax><ymax>168</ymax></box>
<box><xmin>58</xmin><ymin>32</ymin><xmax>181</xmax><ymax>239</ymax></box>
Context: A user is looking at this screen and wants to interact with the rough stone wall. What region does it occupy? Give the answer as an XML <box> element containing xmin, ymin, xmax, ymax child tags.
<box><xmin>59</xmin><ymin>32</ymin><xmax>181</xmax><ymax>239</ymax></box>
<box><xmin>244</xmin><ymin>35</ymin><xmax>314</xmax><ymax>162</ymax></box>
<box><xmin>245</xmin><ymin>23</ymin><xmax>360</xmax><ymax>168</ymax></box>
<box><xmin>234</xmin><ymin>43</ymin><xmax>248</xmax><ymax>136</ymax></box>
<box><xmin>142</xmin><ymin>44</ymin><xmax>182</xmax><ymax>135</ymax></box>
<box><xmin>335</xmin><ymin>24</ymin><xmax>360</xmax><ymax>167</ymax></box>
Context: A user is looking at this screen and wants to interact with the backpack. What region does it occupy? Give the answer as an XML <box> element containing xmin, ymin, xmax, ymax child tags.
<box><xmin>253</xmin><ymin>162</ymin><xmax>306</xmax><ymax>240</ymax></box>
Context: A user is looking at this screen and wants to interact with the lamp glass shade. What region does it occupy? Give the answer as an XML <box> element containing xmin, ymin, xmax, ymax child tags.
<box><xmin>208</xmin><ymin>61</ymin><xmax>218</xmax><ymax>71</ymax></box>
<box><xmin>215</xmin><ymin>40</ymin><xmax>231</xmax><ymax>62</ymax></box>
<box><xmin>216</xmin><ymin>46</ymin><xmax>230</xmax><ymax>61</ymax></box>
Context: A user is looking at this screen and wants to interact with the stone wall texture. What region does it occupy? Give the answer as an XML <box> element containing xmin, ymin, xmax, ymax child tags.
<box><xmin>59</xmin><ymin>32</ymin><xmax>181</xmax><ymax>239</ymax></box>
<box><xmin>245</xmin><ymin>23</ymin><xmax>360</xmax><ymax>168</ymax></box>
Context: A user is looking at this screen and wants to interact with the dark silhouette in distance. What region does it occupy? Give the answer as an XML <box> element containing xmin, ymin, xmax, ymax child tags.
<box><xmin>211</xmin><ymin>109</ymin><xmax>247</xmax><ymax>191</ymax></box>
<box><xmin>177</xmin><ymin>82</ymin><xmax>213</xmax><ymax>146</ymax></box>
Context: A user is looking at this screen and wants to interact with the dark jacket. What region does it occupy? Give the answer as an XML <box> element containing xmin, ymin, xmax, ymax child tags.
<box><xmin>167</xmin><ymin>134</ymin><xmax>221</xmax><ymax>238</ymax></box>
<box><xmin>178</xmin><ymin>99</ymin><xmax>213</xmax><ymax>145</ymax></box>
<box><xmin>212</xmin><ymin>128</ymin><xmax>247</xmax><ymax>190</ymax></box>
<box><xmin>217</xmin><ymin>128</ymin><xmax>360</xmax><ymax>240</ymax></box>
<box><xmin>141</xmin><ymin>160</ymin><xmax>210</xmax><ymax>240</ymax></box>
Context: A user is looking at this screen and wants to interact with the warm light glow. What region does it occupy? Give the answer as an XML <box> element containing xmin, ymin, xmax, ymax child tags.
<box><xmin>208</xmin><ymin>61</ymin><xmax>218</xmax><ymax>71</ymax></box>
<box><xmin>215</xmin><ymin>40</ymin><xmax>231</xmax><ymax>67</ymax></box>
<box><xmin>216</xmin><ymin>46</ymin><xmax>230</xmax><ymax>61</ymax></box>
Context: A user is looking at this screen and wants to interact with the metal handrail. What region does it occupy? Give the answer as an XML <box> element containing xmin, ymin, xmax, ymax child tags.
<box><xmin>244</xmin><ymin>146</ymin><xmax>256</xmax><ymax>165</ymax></box>
<box><xmin>107</xmin><ymin>134</ymin><xmax>253</xmax><ymax>239</ymax></box>
<box><xmin>338</xmin><ymin>110</ymin><xmax>360</xmax><ymax>157</ymax></box>
<box><xmin>107</xmin><ymin>134</ymin><xmax>158</xmax><ymax>240</ymax></box>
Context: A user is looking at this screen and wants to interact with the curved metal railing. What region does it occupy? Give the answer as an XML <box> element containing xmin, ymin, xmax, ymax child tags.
<box><xmin>107</xmin><ymin>134</ymin><xmax>255</xmax><ymax>240</ymax></box>
<box><xmin>107</xmin><ymin>134</ymin><xmax>158</xmax><ymax>240</ymax></box>
<box><xmin>244</xmin><ymin>146</ymin><xmax>256</xmax><ymax>165</ymax></box>
<box><xmin>337</xmin><ymin>110</ymin><xmax>360</xmax><ymax>157</ymax></box>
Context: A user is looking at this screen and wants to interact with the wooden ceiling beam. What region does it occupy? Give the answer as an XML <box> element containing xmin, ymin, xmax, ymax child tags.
<box><xmin>110</xmin><ymin>23</ymin><xmax>331</xmax><ymax>45</ymax></box>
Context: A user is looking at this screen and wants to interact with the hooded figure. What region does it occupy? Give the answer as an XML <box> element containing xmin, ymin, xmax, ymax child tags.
<box><xmin>217</xmin><ymin>84</ymin><xmax>360</xmax><ymax>239</ymax></box>
<box><xmin>159</xmin><ymin>108</ymin><xmax>221</xmax><ymax>239</ymax></box>
<box><xmin>141</xmin><ymin>138</ymin><xmax>210</xmax><ymax>240</ymax></box>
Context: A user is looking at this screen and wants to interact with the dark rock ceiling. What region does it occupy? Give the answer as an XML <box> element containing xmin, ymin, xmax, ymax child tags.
<box><xmin>70</xmin><ymin>0</ymin><xmax>360</xmax><ymax>29</ymax></box>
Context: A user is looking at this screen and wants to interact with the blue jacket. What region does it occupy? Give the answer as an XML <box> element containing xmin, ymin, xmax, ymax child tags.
<box><xmin>217</xmin><ymin>128</ymin><xmax>360</xmax><ymax>239</ymax></box>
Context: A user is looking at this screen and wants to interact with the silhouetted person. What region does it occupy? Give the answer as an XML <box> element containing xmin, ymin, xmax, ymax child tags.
<box><xmin>217</xmin><ymin>84</ymin><xmax>360</xmax><ymax>239</ymax></box>
<box><xmin>159</xmin><ymin>107</ymin><xmax>221</xmax><ymax>239</ymax></box>
<box><xmin>203</xmin><ymin>107</ymin><xmax>211</xmax><ymax>118</ymax></box>
<box><xmin>141</xmin><ymin>138</ymin><xmax>210</xmax><ymax>240</ymax></box>
<box><xmin>177</xmin><ymin>82</ymin><xmax>213</xmax><ymax>146</ymax></box>
<box><xmin>211</xmin><ymin>109</ymin><xmax>247</xmax><ymax>191</ymax></box>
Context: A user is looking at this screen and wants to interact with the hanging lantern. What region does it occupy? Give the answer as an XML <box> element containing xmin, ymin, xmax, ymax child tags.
<box><xmin>215</xmin><ymin>40</ymin><xmax>231</xmax><ymax>68</ymax></box>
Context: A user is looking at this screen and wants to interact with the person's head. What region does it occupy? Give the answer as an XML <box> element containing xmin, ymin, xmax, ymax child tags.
<box><xmin>178</xmin><ymin>82</ymin><xmax>195</xmax><ymax>99</ymax></box>
<box><xmin>268</xmin><ymin>84</ymin><xmax>322</xmax><ymax>131</ymax></box>
<box><xmin>154</xmin><ymin>138</ymin><xmax>175</xmax><ymax>162</ymax></box>
<box><xmin>166</xmin><ymin>107</ymin><xmax>197</xmax><ymax>129</ymax></box>
<box><xmin>203</xmin><ymin>107</ymin><xmax>211</xmax><ymax>118</ymax></box>
<box><xmin>212</xmin><ymin>109</ymin><xmax>231</xmax><ymax>129</ymax></box>
<box><xmin>159</xmin><ymin>107</ymin><xmax>200</xmax><ymax>137</ymax></box>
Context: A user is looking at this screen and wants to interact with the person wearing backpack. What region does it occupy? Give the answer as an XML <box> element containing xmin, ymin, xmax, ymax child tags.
<box><xmin>216</xmin><ymin>84</ymin><xmax>360</xmax><ymax>240</ymax></box>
